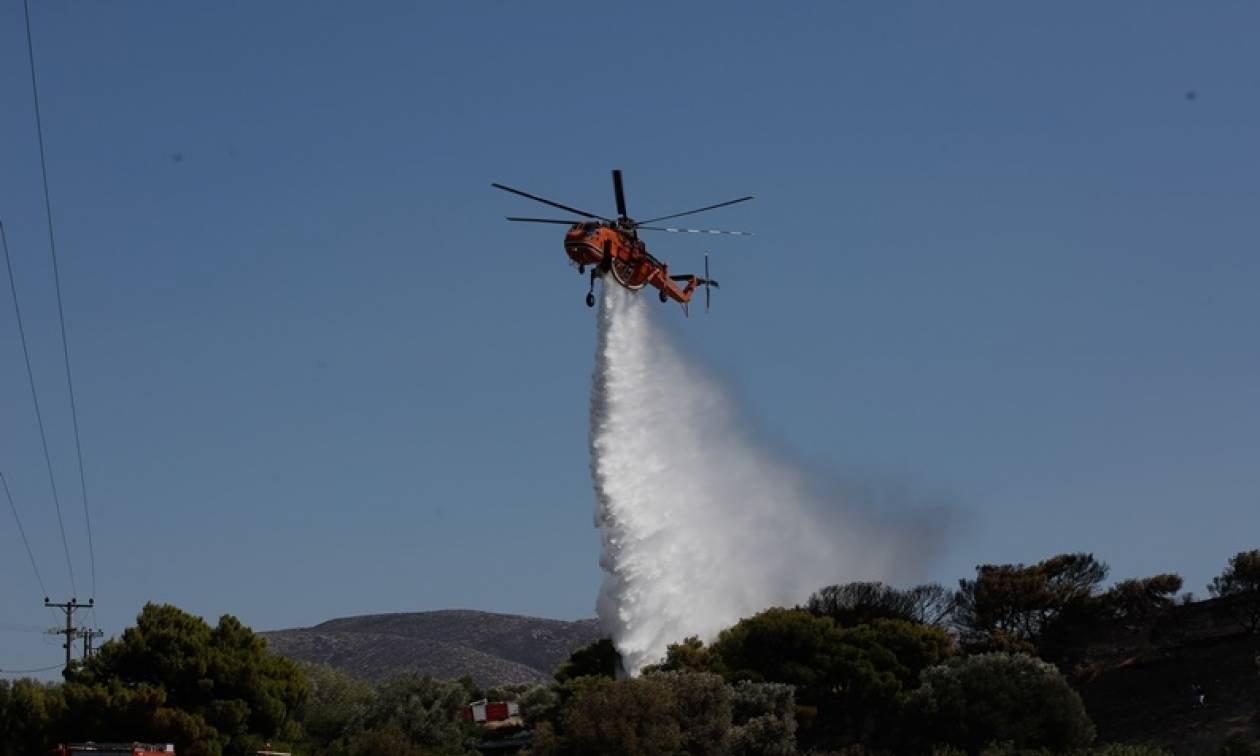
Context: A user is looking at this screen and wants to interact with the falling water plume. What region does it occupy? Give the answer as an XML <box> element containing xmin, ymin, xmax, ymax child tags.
<box><xmin>590</xmin><ymin>284</ymin><xmax>942</xmax><ymax>674</ymax></box>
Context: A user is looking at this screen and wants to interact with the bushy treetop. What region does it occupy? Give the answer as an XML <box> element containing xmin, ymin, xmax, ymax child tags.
<box><xmin>63</xmin><ymin>602</ymin><xmax>307</xmax><ymax>755</ymax></box>
<box><xmin>905</xmin><ymin>651</ymin><xmax>1096</xmax><ymax>752</ymax></box>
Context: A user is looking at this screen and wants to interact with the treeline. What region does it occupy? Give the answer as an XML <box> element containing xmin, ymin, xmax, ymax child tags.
<box><xmin>1</xmin><ymin>548</ymin><xmax>1257</xmax><ymax>755</ymax></box>
<box><xmin>528</xmin><ymin>547</ymin><xmax>1260</xmax><ymax>754</ymax></box>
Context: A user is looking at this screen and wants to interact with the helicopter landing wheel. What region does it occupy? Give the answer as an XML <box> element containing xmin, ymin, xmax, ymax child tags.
<box><xmin>586</xmin><ymin>292</ymin><xmax>596</xmax><ymax>308</ymax></box>
<box><xmin>659</xmin><ymin>290</ymin><xmax>668</xmax><ymax>303</ymax></box>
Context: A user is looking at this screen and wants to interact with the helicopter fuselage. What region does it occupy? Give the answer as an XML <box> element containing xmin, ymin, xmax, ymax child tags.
<box><xmin>564</xmin><ymin>221</ymin><xmax>699</xmax><ymax>305</ymax></box>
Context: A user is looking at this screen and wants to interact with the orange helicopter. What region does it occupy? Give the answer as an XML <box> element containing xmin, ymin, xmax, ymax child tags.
<box><xmin>493</xmin><ymin>169</ymin><xmax>751</xmax><ymax>313</ymax></box>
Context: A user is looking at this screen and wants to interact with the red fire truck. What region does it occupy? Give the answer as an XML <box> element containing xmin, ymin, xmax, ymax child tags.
<box><xmin>50</xmin><ymin>744</ymin><xmax>175</xmax><ymax>756</ymax></box>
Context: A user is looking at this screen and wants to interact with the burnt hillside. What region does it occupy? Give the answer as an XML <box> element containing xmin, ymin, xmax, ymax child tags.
<box><xmin>1069</xmin><ymin>595</ymin><xmax>1260</xmax><ymax>754</ymax></box>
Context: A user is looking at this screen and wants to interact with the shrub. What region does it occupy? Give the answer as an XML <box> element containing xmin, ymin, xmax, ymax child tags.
<box><xmin>558</xmin><ymin>676</ymin><xmax>681</xmax><ymax>756</ymax></box>
<box><xmin>518</xmin><ymin>685</ymin><xmax>560</xmax><ymax>726</ymax></box>
<box><xmin>904</xmin><ymin>652</ymin><xmax>1095</xmax><ymax>752</ymax></box>
<box><xmin>651</xmin><ymin>672</ymin><xmax>732</xmax><ymax>756</ymax></box>
<box><xmin>729</xmin><ymin>681</ymin><xmax>796</xmax><ymax>756</ymax></box>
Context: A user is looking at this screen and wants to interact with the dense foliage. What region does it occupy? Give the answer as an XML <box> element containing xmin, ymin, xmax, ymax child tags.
<box><xmin>295</xmin><ymin>663</ymin><xmax>374</xmax><ymax>748</ymax></box>
<box><xmin>358</xmin><ymin>675</ymin><xmax>474</xmax><ymax>754</ymax></box>
<box><xmin>903</xmin><ymin>652</ymin><xmax>1095</xmax><ymax>751</ymax></box>
<box><xmin>0</xmin><ymin>678</ymin><xmax>62</xmax><ymax>756</ymax></box>
<box><xmin>527</xmin><ymin>671</ymin><xmax>795</xmax><ymax>756</ymax></box>
<box><xmin>701</xmin><ymin>608</ymin><xmax>952</xmax><ymax>747</ymax></box>
<box><xmin>61</xmin><ymin>603</ymin><xmax>308</xmax><ymax>755</ymax></box>
<box><xmin>1</xmin><ymin>606</ymin><xmax>478</xmax><ymax>756</ymax></box>
<box><xmin>282</xmin><ymin>667</ymin><xmax>480</xmax><ymax>755</ymax></box>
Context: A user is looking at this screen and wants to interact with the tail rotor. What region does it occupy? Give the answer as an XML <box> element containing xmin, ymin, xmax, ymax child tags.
<box><xmin>702</xmin><ymin>252</ymin><xmax>719</xmax><ymax>312</ymax></box>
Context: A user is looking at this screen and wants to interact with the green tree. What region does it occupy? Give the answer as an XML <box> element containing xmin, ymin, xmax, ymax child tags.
<box><xmin>0</xmin><ymin>678</ymin><xmax>64</xmax><ymax>756</ymax></box>
<box><xmin>645</xmin><ymin>635</ymin><xmax>714</xmax><ymax>674</ymax></box>
<box><xmin>64</xmin><ymin>603</ymin><xmax>308</xmax><ymax>755</ymax></box>
<box><xmin>709</xmin><ymin>608</ymin><xmax>844</xmax><ymax>700</ymax></box>
<box><xmin>904</xmin><ymin>652</ymin><xmax>1095</xmax><ymax>752</ymax></box>
<box><xmin>296</xmin><ymin>663</ymin><xmax>374</xmax><ymax>752</ymax></box>
<box><xmin>840</xmin><ymin>618</ymin><xmax>954</xmax><ymax>690</ymax></box>
<box><xmin>362</xmin><ymin>674</ymin><xmax>473</xmax><ymax>755</ymax></box>
<box><xmin>554</xmin><ymin>638</ymin><xmax>619</xmax><ymax>683</ymax></box>
<box><xmin>57</xmin><ymin>681</ymin><xmax>222</xmax><ymax>756</ymax></box>
<box><xmin>707</xmin><ymin>608</ymin><xmax>948</xmax><ymax>748</ymax></box>
<box><xmin>653</xmin><ymin>671</ymin><xmax>732</xmax><ymax>756</ymax></box>
<box><xmin>518</xmin><ymin>685</ymin><xmax>560</xmax><ymax>727</ymax></box>
<box><xmin>1208</xmin><ymin>549</ymin><xmax>1260</xmax><ymax>633</ymax></box>
<box><xmin>484</xmin><ymin>682</ymin><xmax>532</xmax><ymax>702</ymax></box>
<box><xmin>555</xmin><ymin>676</ymin><xmax>682</xmax><ymax>756</ymax></box>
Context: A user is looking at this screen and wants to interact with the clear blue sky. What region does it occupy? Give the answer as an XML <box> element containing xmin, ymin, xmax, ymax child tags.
<box><xmin>2</xmin><ymin>1</ymin><xmax>1257</xmax><ymax>675</ymax></box>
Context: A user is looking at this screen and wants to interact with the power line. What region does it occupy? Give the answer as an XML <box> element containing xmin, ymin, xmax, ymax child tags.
<box><xmin>1</xmin><ymin>467</ymin><xmax>64</xmax><ymax>623</ymax></box>
<box><xmin>0</xmin><ymin>622</ymin><xmax>46</xmax><ymax>633</ymax></box>
<box><xmin>0</xmin><ymin>221</ymin><xmax>76</xmax><ymax>596</ymax></box>
<box><xmin>21</xmin><ymin>0</ymin><xmax>97</xmax><ymax>605</ymax></box>
<box><xmin>0</xmin><ymin>662</ymin><xmax>63</xmax><ymax>675</ymax></box>
<box><xmin>1</xmin><ymin>469</ymin><xmax>49</xmax><ymax>599</ymax></box>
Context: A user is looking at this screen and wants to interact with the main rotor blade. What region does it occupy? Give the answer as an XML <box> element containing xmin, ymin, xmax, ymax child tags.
<box><xmin>506</xmin><ymin>217</ymin><xmax>583</xmax><ymax>225</ymax></box>
<box><xmin>636</xmin><ymin>195</ymin><xmax>753</xmax><ymax>225</ymax></box>
<box><xmin>492</xmin><ymin>182</ymin><xmax>610</xmax><ymax>221</ymax></box>
<box><xmin>637</xmin><ymin>225</ymin><xmax>752</xmax><ymax>236</ymax></box>
<box><xmin>612</xmin><ymin>169</ymin><xmax>628</xmax><ymax>218</ymax></box>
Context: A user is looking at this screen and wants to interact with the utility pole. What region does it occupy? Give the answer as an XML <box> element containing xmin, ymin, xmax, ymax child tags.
<box><xmin>80</xmin><ymin>627</ymin><xmax>104</xmax><ymax>659</ymax></box>
<box><xmin>45</xmin><ymin>597</ymin><xmax>92</xmax><ymax>667</ymax></box>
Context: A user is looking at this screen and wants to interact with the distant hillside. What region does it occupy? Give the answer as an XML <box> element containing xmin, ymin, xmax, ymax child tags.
<box><xmin>261</xmin><ymin>610</ymin><xmax>603</xmax><ymax>687</ymax></box>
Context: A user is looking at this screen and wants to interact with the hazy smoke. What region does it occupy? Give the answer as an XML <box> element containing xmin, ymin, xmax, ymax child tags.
<box><xmin>590</xmin><ymin>285</ymin><xmax>943</xmax><ymax>674</ymax></box>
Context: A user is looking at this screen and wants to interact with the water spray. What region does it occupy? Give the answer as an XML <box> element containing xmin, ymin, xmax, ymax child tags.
<box><xmin>589</xmin><ymin>285</ymin><xmax>940</xmax><ymax>674</ymax></box>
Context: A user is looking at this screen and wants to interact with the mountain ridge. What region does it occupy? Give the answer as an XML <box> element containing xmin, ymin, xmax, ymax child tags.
<box><xmin>261</xmin><ymin>609</ymin><xmax>603</xmax><ymax>687</ymax></box>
